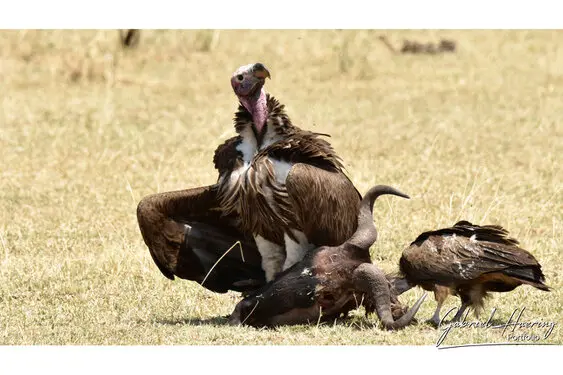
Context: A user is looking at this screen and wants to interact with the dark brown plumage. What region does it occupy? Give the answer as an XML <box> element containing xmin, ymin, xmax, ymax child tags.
<box><xmin>216</xmin><ymin>108</ymin><xmax>356</xmax><ymax>246</ymax></box>
<box><xmin>136</xmin><ymin>184</ymin><xmax>265</xmax><ymax>293</ymax></box>
<box><xmin>392</xmin><ymin>220</ymin><xmax>549</xmax><ymax>326</ymax></box>
<box><xmin>137</xmin><ymin>63</ymin><xmax>360</xmax><ymax>292</ymax></box>
<box><xmin>229</xmin><ymin>185</ymin><xmax>426</xmax><ymax>329</ymax></box>
<box><xmin>137</xmin><ymin>64</ymin><xmax>360</xmax><ymax>292</ymax></box>
<box><xmin>216</xmin><ymin>63</ymin><xmax>361</xmax><ymax>281</ymax></box>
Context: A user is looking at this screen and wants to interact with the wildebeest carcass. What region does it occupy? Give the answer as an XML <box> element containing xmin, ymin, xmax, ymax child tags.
<box><xmin>390</xmin><ymin>221</ymin><xmax>550</xmax><ymax>326</ymax></box>
<box><xmin>228</xmin><ymin>185</ymin><xmax>427</xmax><ymax>329</ymax></box>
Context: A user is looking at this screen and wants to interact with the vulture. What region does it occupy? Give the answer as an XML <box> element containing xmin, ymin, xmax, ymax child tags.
<box><xmin>390</xmin><ymin>221</ymin><xmax>550</xmax><ymax>326</ymax></box>
<box><xmin>137</xmin><ymin>62</ymin><xmax>360</xmax><ymax>293</ymax></box>
<box><xmin>229</xmin><ymin>185</ymin><xmax>427</xmax><ymax>329</ymax></box>
<box><xmin>215</xmin><ymin>62</ymin><xmax>361</xmax><ymax>281</ymax></box>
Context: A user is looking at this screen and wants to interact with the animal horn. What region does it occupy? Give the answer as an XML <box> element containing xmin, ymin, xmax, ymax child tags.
<box><xmin>353</xmin><ymin>263</ymin><xmax>426</xmax><ymax>330</ymax></box>
<box><xmin>346</xmin><ymin>185</ymin><xmax>410</xmax><ymax>250</ymax></box>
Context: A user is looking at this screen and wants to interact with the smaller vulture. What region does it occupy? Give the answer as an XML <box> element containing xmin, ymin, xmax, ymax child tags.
<box><xmin>391</xmin><ymin>221</ymin><xmax>550</xmax><ymax>326</ymax></box>
<box><xmin>229</xmin><ymin>185</ymin><xmax>427</xmax><ymax>329</ymax></box>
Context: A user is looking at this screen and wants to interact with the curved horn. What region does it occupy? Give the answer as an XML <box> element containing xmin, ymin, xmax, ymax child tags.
<box><xmin>346</xmin><ymin>185</ymin><xmax>410</xmax><ymax>250</ymax></box>
<box><xmin>353</xmin><ymin>263</ymin><xmax>426</xmax><ymax>330</ymax></box>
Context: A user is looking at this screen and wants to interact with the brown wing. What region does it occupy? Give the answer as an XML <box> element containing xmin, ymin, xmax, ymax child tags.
<box><xmin>410</xmin><ymin>220</ymin><xmax>519</xmax><ymax>247</ymax></box>
<box><xmin>213</xmin><ymin>136</ymin><xmax>243</xmax><ymax>175</ymax></box>
<box><xmin>137</xmin><ymin>184</ymin><xmax>265</xmax><ymax>292</ymax></box>
<box><xmin>286</xmin><ymin>163</ymin><xmax>361</xmax><ymax>246</ymax></box>
<box><xmin>255</xmin><ymin>131</ymin><xmax>361</xmax><ymax>246</ymax></box>
<box><xmin>401</xmin><ymin>225</ymin><xmax>548</xmax><ymax>289</ymax></box>
<box><xmin>262</xmin><ymin>131</ymin><xmax>345</xmax><ymax>171</ymax></box>
<box><xmin>137</xmin><ymin>185</ymin><xmax>223</xmax><ymax>279</ymax></box>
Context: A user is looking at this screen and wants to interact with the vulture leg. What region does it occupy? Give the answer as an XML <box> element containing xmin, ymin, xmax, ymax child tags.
<box><xmin>137</xmin><ymin>184</ymin><xmax>265</xmax><ymax>293</ymax></box>
<box><xmin>452</xmin><ymin>300</ymin><xmax>471</xmax><ymax>322</ymax></box>
<box><xmin>353</xmin><ymin>263</ymin><xmax>427</xmax><ymax>330</ymax></box>
<box><xmin>428</xmin><ymin>285</ymin><xmax>450</xmax><ymax>327</ymax></box>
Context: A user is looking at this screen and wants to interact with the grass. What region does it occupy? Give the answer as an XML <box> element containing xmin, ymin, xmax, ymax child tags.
<box><xmin>0</xmin><ymin>30</ymin><xmax>561</xmax><ymax>345</ymax></box>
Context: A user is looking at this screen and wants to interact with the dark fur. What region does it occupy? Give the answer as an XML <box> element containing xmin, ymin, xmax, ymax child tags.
<box><xmin>229</xmin><ymin>185</ymin><xmax>426</xmax><ymax>329</ymax></box>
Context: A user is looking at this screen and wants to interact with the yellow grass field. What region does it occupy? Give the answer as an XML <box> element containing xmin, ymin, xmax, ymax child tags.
<box><xmin>0</xmin><ymin>30</ymin><xmax>561</xmax><ymax>345</ymax></box>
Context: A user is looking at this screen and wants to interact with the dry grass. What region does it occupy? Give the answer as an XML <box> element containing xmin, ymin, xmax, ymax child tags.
<box><xmin>0</xmin><ymin>30</ymin><xmax>561</xmax><ymax>345</ymax></box>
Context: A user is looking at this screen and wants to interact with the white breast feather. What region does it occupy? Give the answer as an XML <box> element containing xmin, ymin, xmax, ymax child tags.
<box><xmin>236</xmin><ymin>128</ymin><xmax>257</xmax><ymax>164</ymax></box>
<box><xmin>270</xmin><ymin>159</ymin><xmax>293</xmax><ymax>184</ymax></box>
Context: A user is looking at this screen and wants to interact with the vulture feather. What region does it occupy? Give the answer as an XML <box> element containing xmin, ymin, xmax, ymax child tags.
<box><xmin>229</xmin><ymin>185</ymin><xmax>427</xmax><ymax>329</ymax></box>
<box><xmin>216</xmin><ymin>63</ymin><xmax>361</xmax><ymax>281</ymax></box>
<box><xmin>137</xmin><ymin>62</ymin><xmax>361</xmax><ymax>293</ymax></box>
<box><xmin>391</xmin><ymin>220</ymin><xmax>550</xmax><ymax>326</ymax></box>
<box><xmin>137</xmin><ymin>184</ymin><xmax>265</xmax><ymax>293</ymax></box>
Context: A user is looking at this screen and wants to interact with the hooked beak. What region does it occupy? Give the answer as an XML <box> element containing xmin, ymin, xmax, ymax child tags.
<box><xmin>252</xmin><ymin>63</ymin><xmax>271</xmax><ymax>80</ymax></box>
<box><xmin>231</xmin><ymin>63</ymin><xmax>271</xmax><ymax>98</ymax></box>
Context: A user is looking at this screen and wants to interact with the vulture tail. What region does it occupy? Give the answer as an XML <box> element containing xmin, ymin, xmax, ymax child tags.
<box><xmin>503</xmin><ymin>266</ymin><xmax>550</xmax><ymax>291</ymax></box>
<box><xmin>386</xmin><ymin>273</ymin><xmax>414</xmax><ymax>295</ymax></box>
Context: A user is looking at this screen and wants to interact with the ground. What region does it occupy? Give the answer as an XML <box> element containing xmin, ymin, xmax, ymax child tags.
<box><xmin>0</xmin><ymin>30</ymin><xmax>561</xmax><ymax>345</ymax></box>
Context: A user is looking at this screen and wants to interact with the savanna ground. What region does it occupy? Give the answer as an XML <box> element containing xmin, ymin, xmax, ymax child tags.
<box><xmin>0</xmin><ymin>30</ymin><xmax>561</xmax><ymax>345</ymax></box>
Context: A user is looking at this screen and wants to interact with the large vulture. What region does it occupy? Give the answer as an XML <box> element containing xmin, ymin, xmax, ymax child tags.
<box><xmin>391</xmin><ymin>221</ymin><xmax>550</xmax><ymax>326</ymax></box>
<box><xmin>215</xmin><ymin>63</ymin><xmax>361</xmax><ymax>281</ymax></box>
<box><xmin>229</xmin><ymin>185</ymin><xmax>427</xmax><ymax>329</ymax></box>
<box><xmin>137</xmin><ymin>62</ymin><xmax>361</xmax><ymax>293</ymax></box>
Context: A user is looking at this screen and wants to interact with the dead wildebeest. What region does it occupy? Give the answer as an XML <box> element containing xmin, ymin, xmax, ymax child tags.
<box><xmin>229</xmin><ymin>185</ymin><xmax>427</xmax><ymax>329</ymax></box>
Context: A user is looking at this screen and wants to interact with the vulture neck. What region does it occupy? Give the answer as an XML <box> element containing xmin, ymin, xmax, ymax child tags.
<box><xmin>240</xmin><ymin>88</ymin><xmax>268</xmax><ymax>145</ymax></box>
<box><xmin>235</xmin><ymin>92</ymin><xmax>295</xmax><ymax>156</ymax></box>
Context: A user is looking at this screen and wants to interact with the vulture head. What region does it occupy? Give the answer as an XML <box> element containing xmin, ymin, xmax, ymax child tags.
<box><xmin>231</xmin><ymin>62</ymin><xmax>271</xmax><ymax>135</ymax></box>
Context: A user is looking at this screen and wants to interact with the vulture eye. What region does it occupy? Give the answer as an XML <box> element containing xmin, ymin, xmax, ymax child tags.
<box><xmin>236</xmin><ymin>74</ymin><xmax>244</xmax><ymax>81</ymax></box>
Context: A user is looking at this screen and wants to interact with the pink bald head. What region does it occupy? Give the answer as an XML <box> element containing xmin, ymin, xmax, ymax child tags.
<box><xmin>231</xmin><ymin>63</ymin><xmax>271</xmax><ymax>135</ymax></box>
